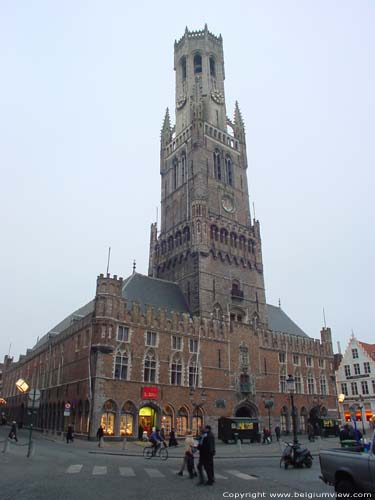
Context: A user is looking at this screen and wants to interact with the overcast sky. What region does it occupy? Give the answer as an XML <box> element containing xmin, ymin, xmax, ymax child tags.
<box><xmin>1</xmin><ymin>1</ymin><xmax>374</xmax><ymax>362</ymax></box>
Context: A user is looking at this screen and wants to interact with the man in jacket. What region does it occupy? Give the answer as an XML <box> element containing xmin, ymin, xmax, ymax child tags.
<box><xmin>197</xmin><ymin>425</ymin><xmax>215</xmax><ymax>485</ymax></box>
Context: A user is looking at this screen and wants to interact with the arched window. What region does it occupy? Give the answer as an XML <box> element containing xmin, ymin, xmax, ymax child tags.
<box><xmin>230</xmin><ymin>232</ymin><xmax>237</xmax><ymax>248</ymax></box>
<box><xmin>181</xmin><ymin>152</ymin><xmax>186</xmax><ymax>184</ymax></box>
<box><xmin>192</xmin><ymin>407</ymin><xmax>203</xmax><ymax>436</ymax></box>
<box><xmin>194</xmin><ymin>53</ymin><xmax>202</xmax><ymax>74</ymax></box>
<box><xmin>239</xmin><ymin>235</ymin><xmax>246</xmax><ymax>250</ymax></box>
<box><xmin>175</xmin><ymin>231</ymin><xmax>182</xmax><ymax>247</ymax></box>
<box><xmin>209</xmin><ymin>56</ymin><xmax>216</xmax><ymax>77</ymax></box>
<box><xmin>168</xmin><ymin>235</ymin><xmax>174</xmax><ymax>252</ymax></box>
<box><xmin>210</xmin><ymin>225</ymin><xmax>218</xmax><ymax>241</ymax></box>
<box><xmin>161</xmin><ymin>240</ymin><xmax>166</xmax><ymax>255</ymax></box>
<box><xmin>144</xmin><ymin>350</ymin><xmax>157</xmax><ymax>383</ymax></box>
<box><xmin>220</xmin><ymin>228</ymin><xmax>228</xmax><ymax>244</ymax></box>
<box><xmin>295</xmin><ymin>370</ymin><xmax>302</xmax><ymax>393</ymax></box>
<box><xmin>114</xmin><ymin>350</ymin><xmax>129</xmax><ymax>380</ymax></box>
<box><xmin>173</xmin><ymin>157</ymin><xmax>178</xmax><ymax>190</ymax></box>
<box><xmin>225</xmin><ymin>156</ymin><xmax>233</xmax><ymax>186</ymax></box>
<box><xmin>183</xmin><ymin>226</ymin><xmax>190</xmax><ymax>242</ymax></box>
<box><xmin>188</xmin><ymin>358</ymin><xmax>200</xmax><ymax>388</ymax></box>
<box><xmin>176</xmin><ymin>407</ymin><xmax>188</xmax><ymax>436</ymax></box>
<box><xmin>307</xmin><ymin>372</ymin><xmax>315</xmax><ymax>394</ymax></box>
<box><xmin>320</xmin><ymin>375</ymin><xmax>327</xmax><ymax>395</ymax></box>
<box><xmin>180</xmin><ymin>56</ymin><xmax>187</xmax><ymax>80</ymax></box>
<box><xmin>101</xmin><ymin>400</ymin><xmax>117</xmax><ymax>436</ymax></box>
<box><xmin>171</xmin><ymin>354</ymin><xmax>182</xmax><ymax>385</ymax></box>
<box><xmin>213</xmin><ymin>150</ymin><xmax>221</xmax><ymax>180</ymax></box>
<box><xmin>280</xmin><ymin>366</ymin><xmax>287</xmax><ymax>392</ymax></box>
<box><xmin>120</xmin><ymin>401</ymin><xmax>136</xmax><ymax>436</ymax></box>
<box><xmin>280</xmin><ymin>406</ymin><xmax>289</xmax><ymax>432</ymax></box>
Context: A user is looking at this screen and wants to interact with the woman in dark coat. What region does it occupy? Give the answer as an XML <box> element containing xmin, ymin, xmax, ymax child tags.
<box><xmin>169</xmin><ymin>428</ymin><xmax>178</xmax><ymax>447</ymax></box>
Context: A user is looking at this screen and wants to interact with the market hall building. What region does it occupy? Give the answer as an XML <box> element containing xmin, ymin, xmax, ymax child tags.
<box><xmin>2</xmin><ymin>26</ymin><xmax>337</xmax><ymax>439</ymax></box>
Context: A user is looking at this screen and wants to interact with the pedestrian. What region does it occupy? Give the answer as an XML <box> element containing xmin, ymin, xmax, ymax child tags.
<box><xmin>168</xmin><ymin>428</ymin><xmax>178</xmax><ymax>447</ymax></box>
<box><xmin>177</xmin><ymin>435</ymin><xmax>196</xmax><ymax>478</ymax></box>
<box><xmin>197</xmin><ymin>424</ymin><xmax>215</xmax><ymax>486</ymax></box>
<box><xmin>1</xmin><ymin>412</ymin><xmax>6</xmax><ymax>426</ymax></box>
<box><xmin>66</xmin><ymin>424</ymin><xmax>74</xmax><ymax>444</ymax></box>
<box><xmin>263</xmin><ymin>427</ymin><xmax>271</xmax><ymax>444</ymax></box>
<box><xmin>275</xmin><ymin>425</ymin><xmax>281</xmax><ymax>442</ymax></box>
<box><xmin>138</xmin><ymin>424</ymin><xmax>144</xmax><ymax>441</ymax></box>
<box><xmin>96</xmin><ymin>425</ymin><xmax>104</xmax><ymax>447</ymax></box>
<box><xmin>8</xmin><ymin>420</ymin><xmax>18</xmax><ymax>442</ymax></box>
<box><xmin>307</xmin><ymin>422</ymin><xmax>315</xmax><ymax>442</ymax></box>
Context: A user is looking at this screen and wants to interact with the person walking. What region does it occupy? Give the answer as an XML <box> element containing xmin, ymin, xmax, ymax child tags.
<box><xmin>66</xmin><ymin>424</ymin><xmax>74</xmax><ymax>444</ymax></box>
<box><xmin>8</xmin><ymin>420</ymin><xmax>18</xmax><ymax>442</ymax></box>
<box><xmin>197</xmin><ymin>425</ymin><xmax>215</xmax><ymax>486</ymax></box>
<box><xmin>177</xmin><ymin>435</ymin><xmax>196</xmax><ymax>478</ymax></box>
<box><xmin>96</xmin><ymin>425</ymin><xmax>104</xmax><ymax>447</ymax></box>
<box><xmin>169</xmin><ymin>428</ymin><xmax>178</xmax><ymax>447</ymax></box>
<box><xmin>275</xmin><ymin>425</ymin><xmax>281</xmax><ymax>442</ymax></box>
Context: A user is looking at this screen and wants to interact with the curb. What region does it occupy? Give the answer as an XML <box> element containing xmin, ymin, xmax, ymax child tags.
<box><xmin>88</xmin><ymin>450</ymin><xmax>321</xmax><ymax>459</ymax></box>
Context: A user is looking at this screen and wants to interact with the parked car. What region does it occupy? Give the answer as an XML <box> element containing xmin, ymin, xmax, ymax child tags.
<box><xmin>218</xmin><ymin>417</ymin><xmax>261</xmax><ymax>443</ymax></box>
<box><xmin>319</xmin><ymin>430</ymin><xmax>375</xmax><ymax>494</ymax></box>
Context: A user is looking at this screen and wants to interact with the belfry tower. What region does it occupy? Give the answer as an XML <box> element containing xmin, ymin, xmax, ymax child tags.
<box><xmin>149</xmin><ymin>25</ymin><xmax>267</xmax><ymax>326</ymax></box>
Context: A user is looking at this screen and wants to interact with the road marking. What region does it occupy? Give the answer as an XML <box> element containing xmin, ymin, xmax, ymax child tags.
<box><xmin>66</xmin><ymin>464</ymin><xmax>83</xmax><ymax>474</ymax></box>
<box><xmin>92</xmin><ymin>466</ymin><xmax>107</xmax><ymax>475</ymax></box>
<box><xmin>119</xmin><ymin>467</ymin><xmax>136</xmax><ymax>477</ymax></box>
<box><xmin>215</xmin><ymin>472</ymin><xmax>228</xmax><ymax>479</ymax></box>
<box><xmin>226</xmin><ymin>470</ymin><xmax>257</xmax><ymax>480</ymax></box>
<box><xmin>144</xmin><ymin>468</ymin><xmax>165</xmax><ymax>478</ymax></box>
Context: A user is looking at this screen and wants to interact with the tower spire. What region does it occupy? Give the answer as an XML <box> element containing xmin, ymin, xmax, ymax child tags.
<box><xmin>161</xmin><ymin>107</ymin><xmax>172</xmax><ymax>147</ymax></box>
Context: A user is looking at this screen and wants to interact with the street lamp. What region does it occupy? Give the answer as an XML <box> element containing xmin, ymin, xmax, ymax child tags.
<box><xmin>337</xmin><ymin>393</ymin><xmax>345</xmax><ymax>423</ymax></box>
<box><xmin>262</xmin><ymin>394</ymin><xmax>274</xmax><ymax>432</ymax></box>
<box><xmin>286</xmin><ymin>375</ymin><xmax>298</xmax><ymax>445</ymax></box>
<box><xmin>15</xmin><ymin>378</ymin><xmax>36</xmax><ymax>458</ymax></box>
<box><xmin>357</xmin><ymin>395</ymin><xmax>366</xmax><ymax>436</ymax></box>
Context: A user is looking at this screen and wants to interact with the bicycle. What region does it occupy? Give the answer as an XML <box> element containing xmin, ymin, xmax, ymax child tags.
<box><xmin>143</xmin><ymin>443</ymin><xmax>168</xmax><ymax>461</ymax></box>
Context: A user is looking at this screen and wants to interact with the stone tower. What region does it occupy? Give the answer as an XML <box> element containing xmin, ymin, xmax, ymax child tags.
<box><xmin>148</xmin><ymin>25</ymin><xmax>267</xmax><ymax>325</ymax></box>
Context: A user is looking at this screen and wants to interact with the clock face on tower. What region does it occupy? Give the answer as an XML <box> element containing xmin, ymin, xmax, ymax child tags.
<box><xmin>222</xmin><ymin>195</ymin><xmax>235</xmax><ymax>213</ymax></box>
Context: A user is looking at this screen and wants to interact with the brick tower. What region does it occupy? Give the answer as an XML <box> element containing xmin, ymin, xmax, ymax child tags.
<box><xmin>149</xmin><ymin>25</ymin><xmax>267</xmax><ymax>326</ymax></box>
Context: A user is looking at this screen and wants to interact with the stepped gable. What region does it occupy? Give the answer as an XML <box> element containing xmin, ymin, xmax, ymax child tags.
<box><xmin>266</xmin><ymin>304</ymin><xmax>310</xmax><ymax>338</ymax></box>
<box><xmin>122</xmin><ymin>272</ymin><xmax>190</xmax><ymax>315</ymax></box>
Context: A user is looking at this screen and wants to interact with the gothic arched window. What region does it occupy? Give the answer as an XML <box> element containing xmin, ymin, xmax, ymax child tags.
<box><xmin>183</xmin><ymin>226</ymin><xmax>190</xmax><ymax>242</ymax></box>
<box><xmin>194</xmin><ymin>53</ymin><xmax>202</xmax><ymax>74</ymax></box>
<box><xmin>114</xmin><ymin>350</ymin><xmax>129</xmax><ymax>380</ymax></box>
<box><xmin>220</xmin><ymin>228</ymin><xmax>228</xmax><ymax>244</ymax></box>
<box><xmin>144</xmin><ymin>350</ymin><xmax>157</xmax><ymax>383</ymax></box>
<box><xmin>180</xmin><ymin>56</ymin><xmax>187</xmax><ymax>80</ymax></box>
<box><xmin>209</xmin><ymin>56</ymin><xmax>216</xmax><ymax>77</ymax></box>
<box><xmin>171</xmin><ymin>354</ymin><xmax>182</xmax><ymax>385</ymax></box>
<box><xmin>225</xmin><ymin>156</ymin><xmax>233</xmax><ymax>186</ymax></box>
<box><xmin>213</xmin><ymin>150</ymin><xmax>221</xmax><ymax>180</ymax></box>
<box><xmin>181</xmin><ymin>152</ymin><xmax>186</xmax><ymax>184</ymax></box>
<box><xmin>188</xmin><ymin>359</ymin><xmax>200</xmax><ymax>388</ymax></box>
<box><xmin>173</xmin><ymin>157</ymin><xmax>178</xmax><ymax>190</ymax></box>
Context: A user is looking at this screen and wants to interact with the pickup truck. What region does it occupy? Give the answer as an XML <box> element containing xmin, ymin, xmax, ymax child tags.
<box><xmin>319</xmin><ymin>431</ymin><xmax>375</xmax><ymax>495</ymax></box>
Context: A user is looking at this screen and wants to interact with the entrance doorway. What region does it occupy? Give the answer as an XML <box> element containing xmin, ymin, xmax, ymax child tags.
<box><xmin>139</xmin><ymin>406</ymin><xmax>157</xmax><ymax>435</ymax></box>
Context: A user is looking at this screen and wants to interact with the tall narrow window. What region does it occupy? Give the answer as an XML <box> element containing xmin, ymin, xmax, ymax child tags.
<box><xmin>194</xmin><ymin>53</ymin><xmax>202</xmax><ymax>74</ymax></box>
<box><xmin>173</xmin><ymin>158</ymin><xmax>178</xmax><ymax>190</ymax></box>
<box><xmin>189</xmin><ymin>360</ymin><xmax>199</xmax><ymax>387</ymax></box>
<box><xmin>209</xmin><ymin>56</ymin><xmax>216</xmax><ymax>77</ymax></box>
<box><xmin>171</xmin><ymin>355</ymin><xmax>182</xmax><ymax>385</ymax></box>
<box><xmin>144</xmin><ymin>351</ymin><xmax>156</xmax><ymax>383</ymax></box>
<box><xmin>180</xmin><ymin>56</ymin><xmax>187</xmax><ymax>80</ymax></box>
<box><xmin>225</xmin><ymin>157</ymin><xmax>233</xmax><ymax>186</ymax></box>
<box><xmin>213</xmin><ymin>150</ymin><xmax>221</xmax><ymax>180</ymax></box>
<box><xmin>114</xmin><ymin>351</ymin><xmax>128</xmax><ymax>380</ymax></box>
<box><xmin>181</xmin><ymin>152</ymin><xmax>186</xmax><ymax>184</ymax></box>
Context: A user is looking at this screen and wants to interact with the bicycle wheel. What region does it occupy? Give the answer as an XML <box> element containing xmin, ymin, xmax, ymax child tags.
<box><xmin>159</xmin><ymin>447</ymin><xmax>168</xmax><ymax>461</ymax></box>
<box><xmin>143</xmin><ymin>446</ymin><xmax>153</xmax><ymax>459</ymax></box>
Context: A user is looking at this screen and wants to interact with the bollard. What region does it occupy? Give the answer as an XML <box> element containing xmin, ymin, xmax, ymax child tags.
<box><xmin>238</xmin><ymin>438</ymin><xmax>242</xmax><ymax>453</ymax></box>
<box><xmin>122</xmin><ymin>437</ymin><xmax>127</xmax><ymax>450</ymax></box>
<box><xmin>28</xmin><ymin>440</ymin><xmax>35</xmax><ymax>457</ymax></box>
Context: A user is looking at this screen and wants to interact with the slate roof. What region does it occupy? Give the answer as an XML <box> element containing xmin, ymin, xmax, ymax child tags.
<box><xmin>266</xmin><ymin>304</ymin><xmax>309</xmax><ymax>338</ymax></box>
<box><xmin>122</xmin><ymin>273</ymin><xmax>190</xmax><ymax>314</ymax></box>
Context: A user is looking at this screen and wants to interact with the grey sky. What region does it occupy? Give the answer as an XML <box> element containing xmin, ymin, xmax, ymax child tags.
<box><xmin>1</xmin><ymin>1</ymin><xmax>374</xmax><ymax>361</ymax></box>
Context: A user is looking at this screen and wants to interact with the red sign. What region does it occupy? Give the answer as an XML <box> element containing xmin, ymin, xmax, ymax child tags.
<box><xmin>142</xmin><ymin>387</ymin><xmax>158</xmax><ymax>400</ymax></box>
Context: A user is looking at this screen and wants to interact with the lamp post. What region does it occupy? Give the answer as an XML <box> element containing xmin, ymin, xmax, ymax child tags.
<box><xmin>15</xmin><ymin>378</ymin><xmax>37</xmax><ymax>458</ymax></box>
<box><xmin>262</xmin><ymin>394</ymin><xmax>274</xmax><ymax>432</ymax></box>
<box><xmin>357</xmin><ymin>395</ymin><xmax>366</xmax><ymax>436</ymax></box>
<box><xmin>337</xmin><ymin>393</ymin><xmax>345</xmax><ymax>423</ymax></box>
<box><xmin>286</xmin><ymin>375</ymin><xmax>298</xmax><ymax>445</ymax></box>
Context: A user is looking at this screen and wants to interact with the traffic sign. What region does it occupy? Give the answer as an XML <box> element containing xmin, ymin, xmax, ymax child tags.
<box><xmin>65</xmin><ymin>403</ymin><xmax>71</xmax><ymax>410</ymax></box>
<box><xmin>28</xmin><ymin>389</ymin><xmax>41</xmax><ymax>403</ymax></box>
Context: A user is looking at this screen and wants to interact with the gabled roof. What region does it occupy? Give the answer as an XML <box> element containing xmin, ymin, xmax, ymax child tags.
<box><xmin>122</xmin><ymin>273</ymin><xmax>190</xmax><ymax>315</ymax></box>
<box><xmin>358</xmin><ymin>341</ymin><xmax>375</xmax><ymax>361</ymax></box>
<box><xmin>266</xmin><ymin>304</ymin><xmax>310</xmax><ymax>338</ymax></box>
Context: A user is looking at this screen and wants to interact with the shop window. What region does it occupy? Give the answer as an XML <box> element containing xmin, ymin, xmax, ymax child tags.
<box><xmin>120</xmin><ymin>413</ymin><xmax>134</xmax><ymax>436</ymax></box>
<box><xmin>176</xmin><ymin>408</ymin><xmax>188</xmax><ymax>436</ymax></box>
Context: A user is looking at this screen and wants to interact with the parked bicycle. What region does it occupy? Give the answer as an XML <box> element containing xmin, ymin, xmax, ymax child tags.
<box><xmin>143</xmin><ymin>443</ymin><xmax>168</xmax><ymax>461</ymax></box>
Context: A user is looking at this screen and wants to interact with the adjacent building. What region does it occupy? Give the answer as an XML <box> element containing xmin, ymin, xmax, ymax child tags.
<box><xmin>336</xmin><ymin>336</ymin><xmax>375</xmax><ymax>431</ymax></box>
<box><xmin>2</xmin><ymin>26</ymin><xmax>337</xmax><ymax>439</ymax></box>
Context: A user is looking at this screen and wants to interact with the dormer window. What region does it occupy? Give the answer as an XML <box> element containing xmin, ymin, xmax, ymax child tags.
<box><xmin>194</xmin><ymin>53</ymin><xmax>202</xmax><ymax>74</ymax></box>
